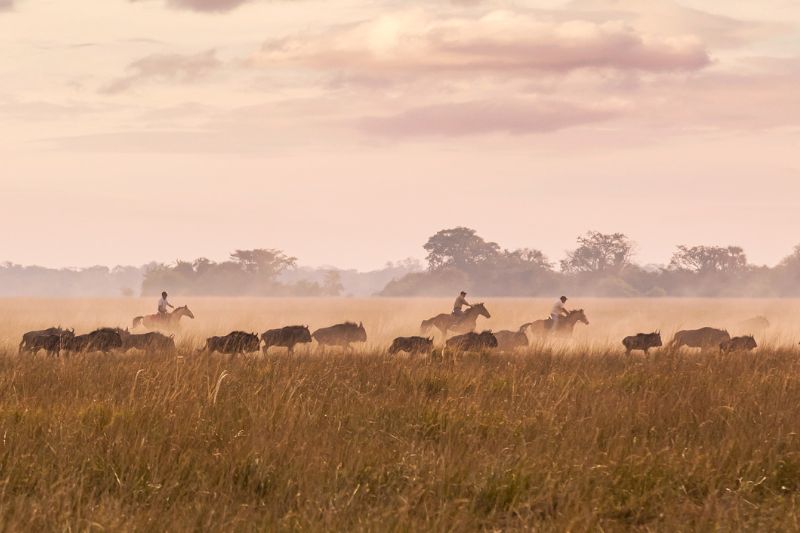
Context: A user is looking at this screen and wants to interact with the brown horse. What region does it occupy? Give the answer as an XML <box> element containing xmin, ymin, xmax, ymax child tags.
<box><xmin>132</xmin><ymin>305</ymin><xmax>195</xmax><ymax>332</ymax></box>
<box><xmin>524</xmin><ymin>309</ymin><xmax>589</xmax><ymax>338</ymax></box>
<box><xmin>420</xmin><ymin>303</ymin><xmax>491</xmax><ymax>339</ymax></box>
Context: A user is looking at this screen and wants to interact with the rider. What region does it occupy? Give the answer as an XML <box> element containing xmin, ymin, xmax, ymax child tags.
<box><xmin>452</xmin><ymin>291</ymin><xmax>472</xmax><ymax>317</ymax></box>
<box><xmin>158</xmin><ymin>291</ymin><xmax>174</xmax><ymax>316</ymax></box>
<box><xmin>551</xmin><ymin>296</ymin><xmax>569</xmax><ymax>329</ymax></box>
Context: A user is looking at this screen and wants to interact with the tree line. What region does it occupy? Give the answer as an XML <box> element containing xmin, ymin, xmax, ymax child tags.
<box><xmin>2</xmin><ymin>228</ymin><xmax>799</xmax><ymax>297</ymax></box>
<box><xmin>380</xmin><ymin>227</ymin><xmax>800</xmax><ymax>297</ymax></box>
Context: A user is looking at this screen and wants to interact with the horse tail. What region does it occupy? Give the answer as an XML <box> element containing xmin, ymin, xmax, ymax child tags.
<box><xmin>132</xmin><ymin>316</ymin><xmax>143</xmax><ymax>329</ymax></box>
<box><xmin>518</xmin><ymin>322</ymin><xmax>534</xmax><ymax>333</ymax></box>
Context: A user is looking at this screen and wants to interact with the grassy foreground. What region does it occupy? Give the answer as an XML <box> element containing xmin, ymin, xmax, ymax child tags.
<box><xmin>1</xmin><ymin>349</ymin><xmax>800</xmax><ymax>531</ymax></box>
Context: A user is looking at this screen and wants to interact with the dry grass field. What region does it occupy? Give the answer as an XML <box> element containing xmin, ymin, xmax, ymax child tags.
<box><xmin>1</xmin><ymin>298</ymin><xmax>800</xmax><ymax>531</ymax></box>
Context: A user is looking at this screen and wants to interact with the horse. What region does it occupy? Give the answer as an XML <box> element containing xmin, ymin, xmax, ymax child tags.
<box><xmin>420</xmin><ymin>303</ymin><xmax>491</xmax><ymax>339</ymax></box>
<box><xmin>524</xmin><ymin>309</ymin><xmax>589</xmax><ymax>338</ymax></box>
<box><xmin>132</xmin><ymin>305</ymin><xmax>195</xmax><ymax>332</ymax></box>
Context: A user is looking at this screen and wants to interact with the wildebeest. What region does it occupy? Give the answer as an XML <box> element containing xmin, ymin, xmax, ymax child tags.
<box><xmin>25</xmin><ymin>330</ymin><xmax>75</xmax><ymax>357</ymax></box>
<box><xmin>312</xmin><ymin>322</ymin><xmax>367</xmax><ymax>349</ymax></box>
<box><xmin>64</xmin><ymin>328</ymin><xmax>124</xmax><ymax>354</ymax></box>
<box><xmin>623</xmin><ymin>332</ymin><xmax>663</xmax><ymax>355</ymax></box>
<box><xmin>720</xmin><ymin>336</ymin><xmax>758</xmax><ymax>354</ymax></box>
<box><xmin>19</xmin><ymin>327</ymin><xmax>71</xmax><ymax>354</ymax></box>
<box><xmin>261</xmin><ymin>325</ymin><xmax>312</xmax><ymax>355</ymax></box>
<box><xmin>202</xmin><ymin>331</ymin><xmax>260</xmax><ymax>356</ymax></box>
<box><xmin>120</xmin><ymin>332</ymin><xmax>175</xmax><ymax>353</ymax></box>
<box><xmin>670</xmin><ymin>327</ymin><xmax>730</xmax><ymax>350</ymax></box>
<box><xmin>388</xmin><ymin>336</ymin><xmax>434</xmax><ymax>356</ymax></box>
<box><xmin>445</xmin><ymin>331</ymin><xmax>498</xmax><ymax>352</ymax></box>
<box><xmin>493</xmin><ymin>326</ymin><xmax>529</xmax><ymax>352</ymax></box>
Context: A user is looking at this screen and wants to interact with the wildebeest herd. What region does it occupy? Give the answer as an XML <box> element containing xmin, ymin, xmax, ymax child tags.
<box><xmin>18</xmin><ymin>327</ymin><xmax>175</xmax><ymax>356</ymax></box>
<box><xmin>16</xmin><ymin>305</ymin><xmax>765</xmax><ymax>358</ymax></box>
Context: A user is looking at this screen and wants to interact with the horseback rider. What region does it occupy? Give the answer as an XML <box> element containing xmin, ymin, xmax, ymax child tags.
<box><xmin>452</xmin><ymin>291</ymin><xmax>472</xmax><ymax>317</ymax></box>
<box><xmin>158</xmin><ymin>291</ymin><xmax>174</xmax><ymax>316</ymax></box>
<box><xmin>551</xmin><ymin>296</ymin><xmax>569</xmax><ymax>329</ymax></box>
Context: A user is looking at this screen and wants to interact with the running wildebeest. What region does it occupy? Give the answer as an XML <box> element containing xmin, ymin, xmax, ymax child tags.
<box><xmin>64</xmin><ymin>328</ymin><xmax>124</xmax><ymax>355</ymax></box>
<box><xmin>388</xmin><ymin>336</ymin><xmax>434</xmax><ymax>356</ymax></box>
<box><xmin>25</xmin><ymin>330</ymin><xmax>75</xmax><ymax>357</ymax></box>
<box><xmin>445</xmin><ymin>331</ymin><xmax>498</xmax><ymax>352</ymax></box>
<box><xmin>19</xmin><ymin>327</ymin><xmax>72</xmax><ymax>354</ymax></box>
<box><xmin>261</xmin><ymin>325</ymin><xmax>312</xmax><ymax>355</ymax></box>
<box><xmin>312</xmin><ymin>322</ymin><xmax>367</xmax><ymax>350</ymax></box>
<box><xmin>720</xmin><ymin>336</ymin><xmax>758</xmax><ymax>354</ymax></box>
<box><xmin>202</xmin><ymin>331</ymin><xmax>260</xmax><ymax>356</ymax></box>
<box><xmin>623</xmin><ymin>332</ymin><xmax>663</xmax><ymax>355</ymax></box>
<box><xmin>670</xmin><ymin>327</ymin><xmax>730</xmax><ymax>350</ymax></box>
<box><xmin>120</xmin><ymin>332</ymin><xmax>176</xmax><ymax>353</ymax></box>
<box><xmin>420</xmin><ymin>303</ymin><xmax>491</xmax><ymax>338</ymax></box>
<box><xmin>493</xmin><ymin>326</ymin><xmax>529</xmax><ymax>352</ymax></box>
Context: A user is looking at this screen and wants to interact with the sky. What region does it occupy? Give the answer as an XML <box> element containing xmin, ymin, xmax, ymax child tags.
<box><xmin>1</xmin><ymin>0</ymin><xmax>798</xmax><ymax>270</ymax></box>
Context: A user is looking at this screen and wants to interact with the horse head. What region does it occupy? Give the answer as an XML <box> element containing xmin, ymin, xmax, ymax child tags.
<box><xmin>178</xmin><ymin>306</ymin><xmax>195</xmax><ymax>319</ymax></box>
<box><xmin>571</xmin><ymin>309</ymin><xmax>589</xmax><ymax>325</ymax></box>
<box><xmin>471</xmin><ymin>303</ymin><xmax>491</xmax><ymax>319</ymax></box>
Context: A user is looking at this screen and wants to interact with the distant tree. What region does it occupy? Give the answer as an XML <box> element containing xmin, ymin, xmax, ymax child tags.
<box><xmin>561</xmin><ymin>231</ymin><xmax>634</xmax><ymax>274</ymax></box>
<box><xmin>423</xmin><ymin>227</ymin><xmax>501</xmax><ymax>271</ymax></box>
<box><xmin>322</xmin><ymin>270</ymin><xmax>344</xmax><ymax>296</ymax></box>
<box><xmin>669</xmin><ymin>245</ymin><xmax>748</xmax><ymax>273</ymax></box>
<box><xmin>500</xmin><ymin>248</ymin><xmax>553</xmax><ymax>270</ymax></box>
<box><xmin>230</xmin><ymin>249</ymin><xmax>297</xmax><ymax>279</ymax></box>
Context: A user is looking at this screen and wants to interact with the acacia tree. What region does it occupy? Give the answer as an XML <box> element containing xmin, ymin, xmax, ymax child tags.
<box><xmin>669</xmin><ymin>245</ymin><xmax>747</xmax><ymax>274</ymax></box>
<box><xmin>423</xmin><ymin>227</ymin><xmax>501</xmax><ymax>271</ymax></box>
<box><xmin>560</xmin><ymin>231</ymin><xmax>634</xmax><ymax>274</ymax></box>
<box><xmin>230</xmin><ymin>249</ymin><xmax>297</xmax><ymax>279</ymax></box>
<box><xmin>500</xmin><ymin>248</ymin><xmax>553</xmax><ymax>270</ymax></box>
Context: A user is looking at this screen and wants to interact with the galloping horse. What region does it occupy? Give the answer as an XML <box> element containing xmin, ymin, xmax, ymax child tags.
<box><xmin>132</xmin><ymin>305</ymin><xmax>195</xmax><ymax>333</ymax></box>
<box><xmin>524</xmin><ymin>309</ymin><xmax>589</xmax><ymax>338</ymax></box>
<box><xmin>421</xmin><ymin>303</ymin><xmax>491</xmax><ymax>339</ymax></box>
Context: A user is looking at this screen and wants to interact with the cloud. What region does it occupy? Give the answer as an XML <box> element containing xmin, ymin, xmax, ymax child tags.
<box><xmin>164</xmin><ymin>0</ymin><xmax>251</xmax><ymax>11</ymax></box>
<box><xmin>360</xmin><ymin>98</ymin><xmax>623</xmax><ymax>137</ymax></box>
<box><xmin>129</xmin><ymin>0</ymin><xmax>253</xmax><ymax>12</ymax></box>
<box><xmin>566</xmin><ymin>0</ymin><xmax>784</xmax><ymax>48</ymax></box>
<box><xmin>102</xmin><ymin>50</ymin><xmax>221</xmax><ymax>94</ymax></box>
<box><xmin>254</xmin><ymin>10</ymin><xmax>710</xmax><ymax>76</ymax></box>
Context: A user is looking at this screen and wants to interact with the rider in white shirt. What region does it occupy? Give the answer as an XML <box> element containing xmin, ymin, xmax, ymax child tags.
<box><xmin>158</xmin><ymin>291</ymin><xmax>174</xmax><ymax>316</ymax></box>
<box><xmin>452</xmin><ymin>291</ymin><xmax>472</xmax><ymax>317</ymax></box>
<box><xmin>551</xmin><ymin>296</ymin><xmax>569</xmax><ymax>329</ymax></box>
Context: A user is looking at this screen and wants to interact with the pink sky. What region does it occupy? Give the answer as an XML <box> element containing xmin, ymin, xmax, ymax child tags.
<box><xmin>1</xmin><ymin>0</ymin><xmax>798</xmax><ymax>270</ymax></box>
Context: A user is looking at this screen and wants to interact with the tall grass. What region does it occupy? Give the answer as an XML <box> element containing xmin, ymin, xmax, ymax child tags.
<box><xmin>1</xmin><ymin>348</ymin><xmax>800</xmax><ymax>530</ymax></box>
<box><xmin>2</xmin><ymin>298</ymin><xmax>800</xmax><ymax>530</ymax></box>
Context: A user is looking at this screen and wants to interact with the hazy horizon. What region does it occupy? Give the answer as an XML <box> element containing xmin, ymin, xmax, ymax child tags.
<box><xmin>2</xmin><ymin>0</ymin><xmax>798</xmax><ymax>270</ymax></box>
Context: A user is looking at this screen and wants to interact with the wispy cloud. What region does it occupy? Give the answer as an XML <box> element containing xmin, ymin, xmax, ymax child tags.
<box><xmin>359</xmin><ymin>98</ymin><xmax>624</xmax><ymax>138</ymax></box>
<box><xmin>102</xmin><ymin>50</ymin><xmax>222</xmax><ymax>94</ymax></box>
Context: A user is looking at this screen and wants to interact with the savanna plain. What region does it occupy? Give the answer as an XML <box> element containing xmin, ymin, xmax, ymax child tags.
<box><xmin>2</xmin><ymin>298</ymin><xmax>800</xmax><ymax>531</ymax></box>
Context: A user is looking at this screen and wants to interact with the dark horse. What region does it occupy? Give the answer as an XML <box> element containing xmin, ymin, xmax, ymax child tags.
<box><xmin>524</xmin><ymin>309</ymin><xmax>589</xmax><ymax>338</ymax></box>
<box><xmin>132</xmin><ymin>305</ymin><xmax>195</xmax><ymax>333</ymax></box>
<box><xmin>420</xmin><ymin>303</ymin><xmax>491</xmax><ymax>338</ymax></box>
